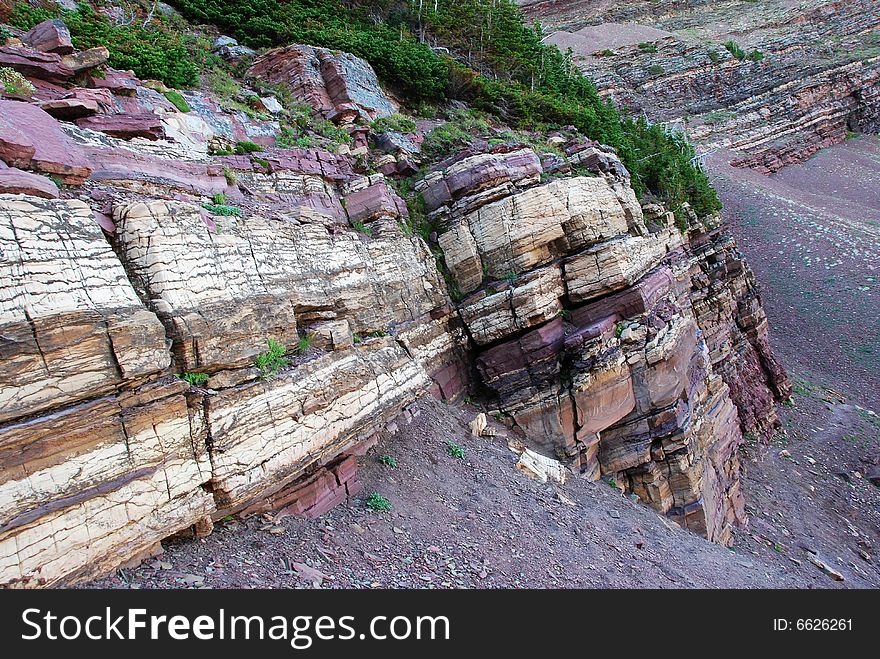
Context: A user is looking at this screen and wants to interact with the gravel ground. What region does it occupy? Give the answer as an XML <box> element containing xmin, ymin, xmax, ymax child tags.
<box><xmin>82</xmin><ymin>395</ymin><xmax>877</xmax><ymax>590</ymax></box>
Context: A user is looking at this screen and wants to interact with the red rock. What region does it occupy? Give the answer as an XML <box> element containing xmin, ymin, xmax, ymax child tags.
<box><xmin>0</xmin><ymin>99</ymin><xmax>91</xmax><ymax>183</ymax></box>
<box><xmin>343</xmin><ymin>182</ymin><xmax>408</xmax><ymax>224</ymax></box>
<box><xmin>22</xmin><ymin>20</ymin><xmax>74</xmax><ymax>55</ymax></box>
<box><xmin>82</xmin><ymin>144</ymin><xmax>227</xmax><ymax>196</ymax></box>
<box><xmin>248</xmin><ymin>45</ymin><xmax>397</xmax><ymax>121</ymax></box>
<box><xmin>40</xmin><ymin>87</ymin><xmax>115</xmax><ymax>120</ymax></box>
<box><xmin>0</xmin><ymin>105</ymin><xmax>37</xmax><ymax>167</ymax></box>
<box><xmin>0</xmin><ymin>45</ymin><xmax>73</xmax><ymax>82</ymax></box>
<box><xmin>0</xmin><ymin>167</ymin><xmax>59</xmax><ymax>198</ymax></box>
<box><xmin>570</xmin><ymin>267</ymin><xmax>673</xmax><ymax>327</ymax></box>
<box><xmin>61</xmin><ymin>46</ymin><xmax>110</xmax><ymax>73</ymax></box>
<box><xmin>76</xmin><ymin>113</ymin><xmax>165</xmax><ymax>140</ymax></box>
<box><xmin>248</xmin><ymin>45</ymin><xmax>335</xmax><ymax>116</ymax></box>
<box><xmin>25</xmin><ymin>78</ymin><xmax>69</xmax><ymax>102</ymax></box>
<box><xmin>87</xmin><ymin>68</ymin><xmax>139</xmax><ymax>95</ymax></box>
<box><xmin>40</xmin><ymin>97</ymin><xmax>100</xmax><ymax>119</ymax></box>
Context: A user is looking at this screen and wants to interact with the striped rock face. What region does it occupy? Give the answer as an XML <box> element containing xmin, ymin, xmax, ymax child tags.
<box><xmin>430</xmin><ymin>147</ymin><xmax>787</xmax><ymax>545</ymax></box>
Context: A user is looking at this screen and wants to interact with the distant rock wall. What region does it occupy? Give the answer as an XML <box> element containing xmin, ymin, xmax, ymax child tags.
<box><xmin>523</xmin><ymin>0</ymin><xmax>880</xmax><ymax>172</ymax></box>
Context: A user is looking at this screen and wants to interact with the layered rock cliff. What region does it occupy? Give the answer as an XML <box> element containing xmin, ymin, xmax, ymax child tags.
<box><xmin>0</xmin><ymin>14</ymin><xmax>787</xmax><ymax>586</ymax></box>
<box><xmin>522</xmin><ymin>0</ymin><xmax>880</xmax><ymax>172</ymax></box>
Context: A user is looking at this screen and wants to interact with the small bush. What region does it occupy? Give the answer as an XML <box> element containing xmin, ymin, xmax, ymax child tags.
<box><xmin>0</xmin><ymin>67</ymin><xmax>35</xmax><ymax>97</ymax></box>
<box><xmin>379</xmin><ymin>455</ymin><xmax>398</xmax><ymax>468</ymax></box>
<box><xmin>0</xmin><ymin>25</ymin><xmax>12</xmax><ymax>44</ymax></box>
<box><xmin>648</xmin><ymin>64</ymin><xmax>665</xmax><ymax>76</ymax></box>
<box><xmin>202</xmin><ymin>194</ymin><xmax>242</xmax><ymax>216</ymax></box>
<box><xmin>295</xmin><ymin>334</ymin><xmax>312</xmax><ymax>355</ymax></box>
<box><xmin>177</xmin><ymin>371</ymin><xmax>209</xmax><ymax>386</ymax></box>
<box><xmin>223</xmin><ymin>166</ymin><xmax>237</xmax><ymax>185</ymax></box>
<box><xmin>164</xmin><ymin>90</ymin><xmax>191</xmax><ymax>113</ymax></box>
<box><xmin>235</xmin><ymin>140</ymin><xmax>263</xmax><ymax>155</ymax></box>
<box><xmin>746</xmin><ymin>49</ymin><xmax>764</xmax><ymax>62</ymax></box>
<box><xmin>446</xmin><ymin>441</ymin><xmax>465</xmax><ymax>459</ymax></box>
<box><xmin>638</xmin><ymin>42</ymin><xmax>658</xmax><ymax>53</ymax></box>
<box><xmin>707</xmin><ymin>49</ymin><xmax>721</xmax><ymax>63</ymax></box>
<box><xmin>421</xmin><ymin>109</ymin><xmax>491</xmax><ymax>162</ymax></box>
<box><xmin>724</xmin><ymin>40</ymin><xmax>747</xmax><ymax>60</ymax></box>
<box><xmin>254</xmin><ymin>338</ymin><xmax>288</xmax><ymax>379</ymax></box>
<box><xmin>596</xmin><ymin>49</ymin><xmax>617</xmax><ymax>57</ymax></box>
<box><xmin>365</xmin><ymin>492</ymin><xmax>392</xmax><ymax>511</ymax></box>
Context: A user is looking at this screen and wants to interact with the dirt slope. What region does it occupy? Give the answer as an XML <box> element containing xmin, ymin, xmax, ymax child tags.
<box><xmin>83</xmin><ymin>396</ymin><xmax>878</xmax><ymax>590</ymax></box>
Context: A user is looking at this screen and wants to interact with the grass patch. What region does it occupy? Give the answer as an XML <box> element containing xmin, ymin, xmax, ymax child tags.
<box><xmin>254</xmin><ymin>338</ymin><xmax>288</xmax><ymax>379</ymax></box>
<box><xmin>177</xmin><ymin>371</ymin><xmax>209</xmax><ymax>386</ymax></box>
<box><xmin>371</xmin><ymin>114</ymin><xmax>417</xmax><ymax>133</ymax></box>
<box><xmin>163</xmin><ymin>90</ymin><xmax>191</xmax><ymax>113</ymax></box>
<box><xmin>352</xmin><ymin>221</ymin><xmax>373</xmax><ymax>237</ymax></box>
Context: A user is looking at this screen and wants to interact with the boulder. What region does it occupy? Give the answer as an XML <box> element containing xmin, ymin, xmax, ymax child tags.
<box><xmin>0</xmin><ymin>167</ymin><xmax>59</xmax><ymax>197</ymax></box>
<box><xmin>76</xmin><ymin>113</ymin><xmax>166</xmax><ymax>140</ymax></box>
<box><xmin>87</xmin><ymin>67</ymin><xmax>139</xmax><ymax>95</ymax></box>
<box><xmin>61</xmin><ymin>46</ymin><xmax>109</xmax><ymax>73</ymax></box>
<box><xmin>22</xmin><ymin>19</ymin><xmax>74</xmax><ymax>55</ymax></box>
<box><xmin>248</xmin><ymin>44</ymin><xmax>397</xmax><ymax>122</ymax></box>
<box><xmin>0</xmin><ymin>45</ymin><xmax>73</xmax><ymax>82</ymax></box>
<box><xmin>343</xmin><ymin>182</ymin><xmax>408</xmax><ymax>225</ymax></box>
<box><xmin>0</xmin><ymin>99</ymin><xmax>91</xmax><ymax>183</ymax></box>
<box><xmin>39</xmin><ymin>87</ymin><xmax>114</xmax><ymax>119</ymax></box>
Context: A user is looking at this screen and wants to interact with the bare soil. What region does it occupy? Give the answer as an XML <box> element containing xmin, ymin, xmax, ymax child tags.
<box><xmin>82</xmin><ymin>393</ymin><xmax>878</xmax><ymax>590</ymax></box>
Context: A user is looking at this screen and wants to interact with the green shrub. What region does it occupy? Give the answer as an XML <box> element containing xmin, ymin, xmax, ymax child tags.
<box><xmin>164</xmin><ymin>90</ymin><xmax>191</xmax><ymax>113</ymax></box>
<box><xmin>177</xmin><ymin>371</ymin><xmax>209</xmax><ymax>386</ymax></box>
<box><xmin>638</xmin><ymin>42</ymin><xmax>658</xmax><ymax>53</ymax></box>
<box><xmin>596</xmin><ymin>49</ymin><xmax>616</xmax><ymax>57</ymax></box>
<box><xmin>724</xmin><ymin>40</ymin><xmax>747</xmax><ymax>60</ymax></box>
<box><xmin>446</xmin><ymin>440</ymin><xmax>465</xmax><ymax>459</ymax></box>
<box><xmin>421</xmin><ymin>108</ymin><xmax>491</xmax><ymax>161</ymax></box>
<box><xmin>254</xmin><ymin>338</ymin><xmax>288</xmax><ymax>379</ymax></box>
<box><xmin>352</xmin><ymin>221</ymin><xmax>373</xmax><ymax>237</ymax></box>
<box><xmin>707</xmin><ymin>49</ymin><xmax>722</xmax><ymax>63</ymax></box>
<box><xmin>365</xmin><ymin>492</ymin><xmax>391</xmax><ymax>511</ymax></box>
<box><xmin>10</xmin><ymin>3</ymin><xmax>202</xmax><ymax>88</ymax></box>
<box><xmin>0</xmin><ymin>25</ymin><xmax>12</xmax><ymax>43</ymax></box>
<box><xmin>648</xmin><ymin>64</ymin><xmax>665</xmax><ymax>76</ymax></box>
<box><xmin>379</xmin><ymin>455</ymin><xmax>398</xmax><ymax>468</ymax></box>
<box><xmin>202</xmin><ymin>203</ymin><xmax>242</xmax><ymax>216</ymax></box>
<box><xmin>295</xmin><ymin>334</ymin><xmax>312</xmax><ymax>355</ymax></box>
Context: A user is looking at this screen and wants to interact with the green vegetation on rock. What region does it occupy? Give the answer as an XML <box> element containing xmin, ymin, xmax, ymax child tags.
<box><xmin>9</xmin><ymin>2</ymin><xmax>205</xmax><ymax>88</ymax></box>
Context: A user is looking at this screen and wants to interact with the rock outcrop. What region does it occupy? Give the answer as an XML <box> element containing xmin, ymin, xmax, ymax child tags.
<box><xmin>0</xmin><ymin>22</ymin><xmax>786</xmax><ymax>586</ymax></box>
<box><xmin>247</xmin><ymin>45</ymin><xmax>398</xmax><ymax>123</ymax></box>
<box><xmin>425</xmin><ymin>145</ymin><xmax>788</xmax><ymax>543</ymax></box>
